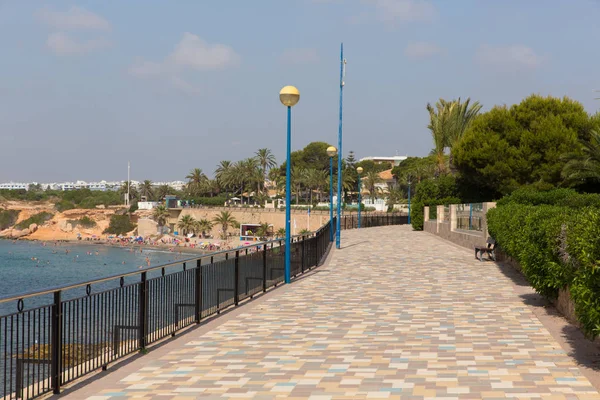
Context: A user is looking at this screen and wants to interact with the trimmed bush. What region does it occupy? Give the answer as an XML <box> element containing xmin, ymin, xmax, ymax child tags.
<box><xmin>488</xmin><ymin>189</ymin><xmax>600</xmax><ymax>338</ymax></box>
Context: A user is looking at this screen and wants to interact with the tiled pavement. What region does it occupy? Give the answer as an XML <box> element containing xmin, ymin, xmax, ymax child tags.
<box><xmin>61</xmin><ymin>226</ymin><xmax>600</xmax><ymax>399</ymax></box>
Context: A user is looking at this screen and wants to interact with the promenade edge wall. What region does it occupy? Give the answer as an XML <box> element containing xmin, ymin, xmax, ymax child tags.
<box><xmin>423</xmin><ymin>202</ymin><xmax>496</xmax><ymax>250</ymax></box>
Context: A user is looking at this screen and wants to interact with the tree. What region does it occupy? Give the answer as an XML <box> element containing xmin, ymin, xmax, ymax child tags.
<box><xmin>213</xmin><ymin>211</ymin><xmax>238</xmax><ymax>239</ymax></box>
<box><xmin>155</xmin><ymin>184</ymin><xmax>171</xmax><ymax>201</ymax></box>
<box><xmin>152</xmin><ymin>205</ymin><xmax>169</xmax><ymax>228</ymax></box>
<box><xmin>562</xmin><ymin>130</ymin><xmax>600</xmax><ymax>187</ymax></box>
<box><xmin>392</xmin><ymin>156</ymin><xmax>437</xmax><ymax>185</ymax></box>
<box><xmin>276</xmin><ymin>227</ymin><xmax>286</xmax><ymax>238</ymax></box>
<box><xmin>103</xmin><ymin>215</ymin><xmax>136</xmax><ymax>236</ymax></box>
<box><xmin>426</xmin><ymin>98</ymin><xmax>482</xmax><ymax>175</ymax></box>
<box><xmin>255</xmin><ymin>222</ymin><xmax>272</xmax><ymax>239</ymax></box>
<box><xmin>346</xmin><ymin>151</ymin><xmax>357</xmax><ymax>169</ymax></box>
<box><xmin>177</xmin><ymin>215</ymin><xmax>196</xmax><ymax>236</ymax></box>
<box><xmin>215</xmin><ymin>160</ymin><xmax>233</xmax><ymax>197</ymax></box>
<box><xmin>362</xmin><ymin>170</ymin><xmax>384</xmax><ymax>200</ymax></box>
<box><xmin>304</xmin><ymin>169</ymin><xmax>328</xmax><ymax>204</ymax></box>
<box><xmin>453</xmin><ymin>95</ymin><xmax>591</xmax><ymax>199</ymax></box>
<box><xmin>255</xmin><ymin>148</ymin><xmax>277</xmax><ymax>193</ymax></box>
<box><xmin>139</xmin><ymin>180</ymin><xmax>154</xmax><ymax>201</ymax></box>
<box><xmin>185</xmin><ymin>168</ymin><xmax>208</xmax><ymax>197</ymax></box>
<box><xmin>195</xmin><ymin>219</ymin><xmax>213</xmax><ymax>238</ymax></box>
<box><xmin>119</xmin><ymin>181</ymin><xmax>139</xmax><ymax>204</ymax></box>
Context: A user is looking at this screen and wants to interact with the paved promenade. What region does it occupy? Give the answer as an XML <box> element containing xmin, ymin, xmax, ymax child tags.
<box><xmin>62</xmin><ymin>226</ymin><xmax>600</xmax><ymax>399</ymax></box>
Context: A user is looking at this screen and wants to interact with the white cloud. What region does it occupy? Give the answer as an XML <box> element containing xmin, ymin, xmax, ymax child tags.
<box><xmin>129</xmin><ymin>33</ymin><xmax>239</xmax><ymax>94</ymax></box>
<box><xmin>37</xmin><ymin>6</ymin><xmax>111</xmax><ymax>31</ymax></box>
<box><xmin>128</xmin><ymin>60</ymin><xmax>164</xmax><ymax>78</ymax></box>
<box><xmin>475</xmin><ymin>44</ymin><xmax>543</xmax><ymax>70</ymax></box>
<box><xmin>47</xmin><ymin>32</ymin><xmax>110</xmax><ymax>55</ymax></box>
<box><xmin>280</xmin><ymin>48</ymin><xmax>319</xmax><ymax>65</ymax></box>
<box><xmin>168</xmin><ymin>33</ymin><xmax>240</xmax><ymax>70</ymax></box>
<box><xmin>366</xmin><ymin>0</ymin><xmax>436</xmax><ymax>23</ymax></box>
<box><xmin>405</xmin><ymin>42</ymin><xmax>443</xmax><ymax>60</ymax></box>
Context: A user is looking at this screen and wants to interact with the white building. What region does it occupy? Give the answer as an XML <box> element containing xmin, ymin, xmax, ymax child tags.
<box><xmin>358</xmin><ymin>156</ymin><xmax>407</xmax><ymax>167</ymax></box>
<box><xmin>0</xmin><ymin>182</ymin><xmax>28</xmax><ymax>190</ymax></box>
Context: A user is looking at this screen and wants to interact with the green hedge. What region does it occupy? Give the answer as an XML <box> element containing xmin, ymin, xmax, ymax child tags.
<box><xmin>488</xmin><ymin>189</ymin><xmax>600</xmax><ymax>338</ymax></box>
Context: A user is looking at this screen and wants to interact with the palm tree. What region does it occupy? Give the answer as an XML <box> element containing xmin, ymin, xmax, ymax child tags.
<box><xmin>562</xmin><ymin>130</ymin><xmax>600</xmax><ymax>185</ymax></box>
<box><xmin>276</xmin><ymin>228</ymin><xmax>286</xmax><ymax>238</ymax></box>
<box><xmin>195</xmin><ymin>219</ymin><xmax>213</xmax><ymax>238</ymax></box>
<box><xmin>291</xmin><ymin>167</ymin><xmax>307</xmax><ymax>205</ymax></box>
<box><xmin>139</xmin><ymin>180</ymin><xmax>154</xmax><ymax>201</ymax></box>
<box><xmin>185</xmin><ymin>168</ymin><xmax>207</xmax><ymax>197</ymax></box>
<box><xmin>119</xmin><ymin>181</ymin><xmax>139</xmax><ymax>204</ymax></box>
<box><xmin>152</xmin><ymin>205</ymin><xmax>169</xmax><ymax>228</ymax></box>
<box><xmin>304</xmin><ymin>169</ymin><xmax>328</xmax><ymax>204</ymax></box>
<box><xmin>213</xmin><ymin>211</ymin><xmax>238</xmax><ymax>239</ymax></box>
<box><xmin>255</xmin><ymin>148</ymin><xmax>277</xmax><ymax>193</ymax></box>
<box><xmin>426</xmin><ymin>98</ymin><xmax>482</xmax><ymax>175</ymax></box>
<box><xmin>155</xmin><ymin>184</ymin><xmax>171</xmax><ymax>201</ymax></box>
<box><xmin>255</xmin><ymin>222</ymin><xmax>272</xmax><ymax>239</ymax></box>
<box><xmin>177</xmin><ymin>215</ymin><xmax>196</xmax><ymax>236</ymax></box>
<box><xmin>363</xmin><ymin>171</ymin><xmax>384</xmax><ymax>200</ymax></box>
<box><xmin>215</xmin><ymin>160</ymin><xmax>233</xmax><ymax>196</ymax></box>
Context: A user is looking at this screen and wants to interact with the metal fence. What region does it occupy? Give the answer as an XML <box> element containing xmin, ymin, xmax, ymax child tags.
<box><xmin>340</xmin><ymin>213</ymin><xmax>407</xmax><ymax>230</ymax></box>
<box><xmin>0</xmin><ymin>215</ymin><xmax>406</xmax><ymax>399</ymax></box>
<box><xmin>456</xmin><ymin>203</ymin><xmax>484</xmax><ymax>232</ymax></box>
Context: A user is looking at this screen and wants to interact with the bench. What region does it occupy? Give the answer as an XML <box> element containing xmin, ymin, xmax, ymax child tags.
<box><xmin>475</xmin><ymin>237</ymin><xmax>496</xmax><ymax>262</ymax></box>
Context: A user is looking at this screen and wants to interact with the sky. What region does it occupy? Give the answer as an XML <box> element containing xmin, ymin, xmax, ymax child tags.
<box><xmin>1</xmin><ymin>0</ymin><xmax>599</xmax><ymax>183</ymax></box>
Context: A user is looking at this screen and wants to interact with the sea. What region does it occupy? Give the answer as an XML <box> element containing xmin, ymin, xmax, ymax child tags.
<box><xmin>0</xmin><ymin>240</ymin><xmax>199</xmax><ymax>302</ymax></box>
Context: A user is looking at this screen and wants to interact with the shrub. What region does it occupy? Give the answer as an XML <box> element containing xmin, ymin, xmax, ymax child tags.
<box><xmin>55</xmin><ymin>200</ymin><xmax>76</xmax><ymax>212</ymax></box>
<box><xmin>103</xmin><ymin>215</ymin><xmax>136</xmax><ymax>235</ymax></box>
<box><xmin>67</xmin><ymin>216</ymin><xmax>97</xmax><ymax>228</ymax></box>
<box><xmin>15</xmin><ymin>212</ymin><xmax>54</xmax><ymax>229</ymax></box>
<box><xmin>487</xmin><ymin>192</ymin><xmax>600</xmax><ymax>338</ymax></box>
<box><xmin>0</xmin><ymin>209</ymin><xmax>20</xmax><ymax>230</ymax></box>
<box><xmin>410</xmin><ymin>176</ymin><xmax>459</xmax><ymax>231</ymax></box>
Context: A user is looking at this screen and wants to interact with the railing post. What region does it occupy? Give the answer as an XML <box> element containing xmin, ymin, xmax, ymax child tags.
<box><xmin>234</xmin><ymin>250</ymin><xmax>239</xmax><ymax>306</ymax></box>
<box><xmin>262</xmin><ymin>244</ymin><xmax>267</xmax><ymax>292</ymax></box>
<box><xmin>51</xmin><ymin>290</ymin><xmax>63</xmax><ymax>394</ymax></box>
<box><xmin>195</xmin><ymin>259</ymin><xmax>202</xmax><ymax>323</ymax></box>
<box><xmin>301</xmin><ymin>236</ymin><xmax>306</xmax><ymax>273</ymax></box>
<box><xmin>139</xmin><ymin>271</ymin><xmax>148</xmax><ymax>349</ymax></box>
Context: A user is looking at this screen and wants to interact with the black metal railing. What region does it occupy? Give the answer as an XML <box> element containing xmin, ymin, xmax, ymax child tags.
<box><xmin>340</xmin><ymin>213</ymin><xmax>408</xmax><ymax>230</ymax></box>
<box><xmin>0</xmin><ymin>214</ymin><xmax>405</xmax><ymax>399</ymax></box>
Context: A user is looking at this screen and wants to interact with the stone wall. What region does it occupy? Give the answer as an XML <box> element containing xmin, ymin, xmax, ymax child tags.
<box><xmin>168</xmin><ymin>209</ymin><xmax>331</xmax><ymax>239</ymax></box>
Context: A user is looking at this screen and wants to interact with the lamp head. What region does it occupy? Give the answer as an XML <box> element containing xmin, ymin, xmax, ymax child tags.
<box><xmin>326</xmin><ymin>146</ymin><xmax>337</xmax><ymax>158</ymax></box>
<box><xmin>356</xmin><ymin>167</ymin><xmax>363</xmax><ymax>174</ymax></box>
<box><xmin>279</xmin><ymin>86</ymin><xmax>300</xmax><ymax>107</ymax></box>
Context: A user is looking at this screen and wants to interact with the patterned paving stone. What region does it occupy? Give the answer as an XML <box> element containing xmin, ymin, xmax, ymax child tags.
<box><xmin>63</xmin><ymin>226</ymin><xmax>600</xmax><ymax>399</ymax></box>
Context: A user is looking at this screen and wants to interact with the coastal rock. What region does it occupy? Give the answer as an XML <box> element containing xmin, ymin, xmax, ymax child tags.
<box><xmin>58</xmin><ymin>220</ymin><xmax>74</xmax><ymax>232</ymax></box>
<box><xmin>29</xmin><ymin>223</ymin><xmax>38</xmax><ymax>233</ymax></box>
<box><xmin>11</xmin><ymin>229</ymin><xmax>30</xmax><ymax>238</ymax></box>
<box><xmin>0</xmin><ymin>229</ymin><xmax>12</xmax><ymax>238</ymax></box>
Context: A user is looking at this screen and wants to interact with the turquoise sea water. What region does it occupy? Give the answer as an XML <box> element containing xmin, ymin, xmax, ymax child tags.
<box><xmin>0</xmin><ymin>240</ymin><xmax>197</xmax><ymax>299</ymax></box>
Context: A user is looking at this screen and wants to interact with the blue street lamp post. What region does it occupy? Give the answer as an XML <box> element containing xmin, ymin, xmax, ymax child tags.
<box><xmin>335</xmin><ymin>43</ymin><xmax>346</xmax><ymax>249</ymax></box>
<box><xmin>280</xmin><ymin>86</ymin><xmax>300</xmax><ymax>284</ymax></box>
<box><xmin>327</xmin><ymin>146</ymin><xmax>337</xmax><ymax>242</ymax></box>
<box><xmin>407</xmin><ymin>181</ymin><xmax>412</xmax><ymax>224</ymax></box>
<box><xmin>356</xmin><ymin>167</ymin><xmax>363</xmax><ymax>228</ymax></box>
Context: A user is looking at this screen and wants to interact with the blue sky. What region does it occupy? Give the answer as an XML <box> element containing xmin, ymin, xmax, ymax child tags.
<box><xmin>1</xmin><ymin>0</ymin><xmax>599</xmax><ymax>182</ymax></box>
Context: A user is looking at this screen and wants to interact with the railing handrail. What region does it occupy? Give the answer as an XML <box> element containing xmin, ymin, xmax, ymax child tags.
<box><xmin>0</xmin><ymin>231</ymin><xmax>319</xmax><ymax>304</ymax></box>
<box><xmin>0</xmin><ymin>213</ymin><xmax>400</xmax><ymax>303</ymax></box>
